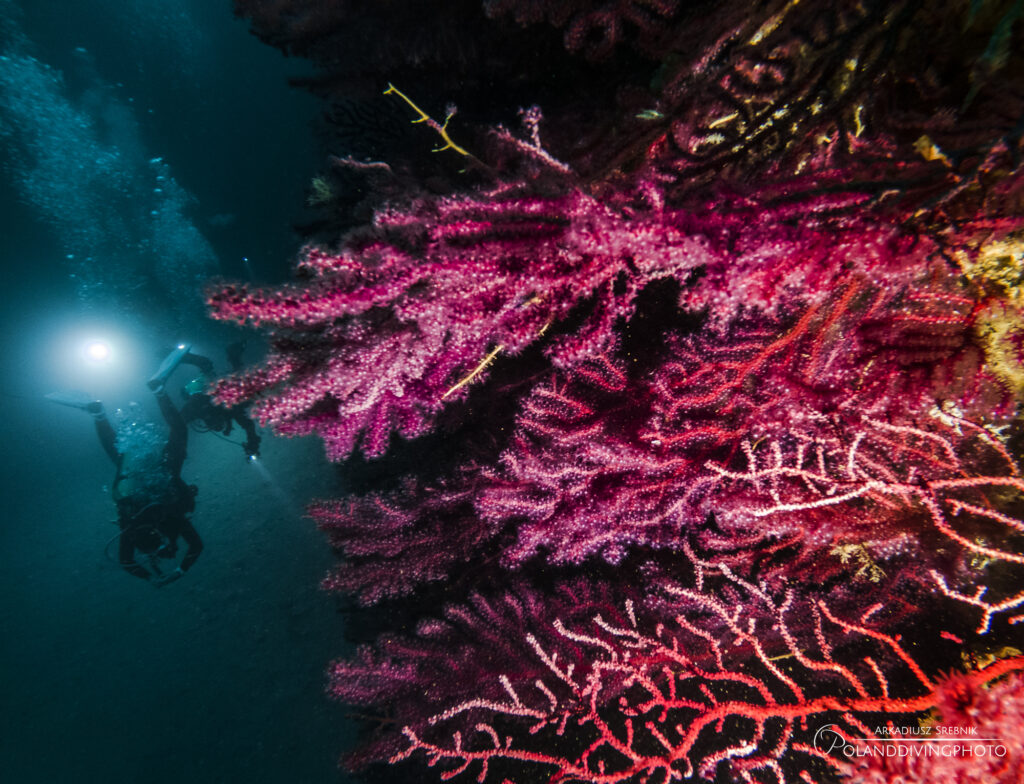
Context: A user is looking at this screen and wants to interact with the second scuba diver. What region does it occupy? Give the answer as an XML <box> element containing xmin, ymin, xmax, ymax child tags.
<box><xmin>175</xmin><ymin>342</ymin><xmax>261</xmax><ymax>460</ymax></box>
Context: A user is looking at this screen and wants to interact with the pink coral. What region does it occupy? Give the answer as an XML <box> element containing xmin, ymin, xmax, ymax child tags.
<box><xmin>476</xmin><ymin>272</ymin><xmax>1019</xmax><ymax>572</ymax></box>
<box><xmin>208</xmin><ymin>186</ymin><xmax>711</xmax><ymax>458</ymax></box>
<box><xmin>314</xmin><ymin>473</ymin><xmax>494</xmax><ymax>605</ymax></box>
<box><xmin>217</xmin><ymin>5</ymin><xmax>1024</xmax><ymax>782</ymax></box>
<box><xmin>847</xmin><ymin>670</ymin><xmax>1024</xmax><ymax>783</ymax></box>
<box><xmin>209</xmin><ymin>172</ymin><xmax>1018</xmax><ymax>462</ymax></box>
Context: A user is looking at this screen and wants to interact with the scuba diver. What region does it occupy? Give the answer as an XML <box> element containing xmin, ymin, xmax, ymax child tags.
<box><xmin>47</xmin><ymin>345</ymin><xmax>203</xmax><ymax>586</ymax></box>
<box><xmin>173</xmin><ymin>341</ymin><xmax>261</xmax><ymax>460</ymax></box>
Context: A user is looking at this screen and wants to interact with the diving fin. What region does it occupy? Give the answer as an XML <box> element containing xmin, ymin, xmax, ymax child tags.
<box><xmin>45</xmin><ymin>390</ymin><xmax>101</xmax><ymax>413</ymax></box>
<box><xmin>148</xmin><ymin>343</ymin><xmax>192</xmax><ymax>391</ymax></box>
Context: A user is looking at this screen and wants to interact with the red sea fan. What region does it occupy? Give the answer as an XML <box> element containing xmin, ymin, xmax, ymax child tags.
<box><xmin>329</xmin><ymin>576</ymin><xmax>645</xmax><ymax>771</ymax></box>
<box><xmin>385</xmin><ymin>555</ymin><xmax>1024</xmax><ymax>783</ymax></box>
<box><xmin>208</xmin><ymin>187</ymin><xmax>711</xmax><ymax>458</ymax></box>
<box><xmin>476</xmin><ymin>351</ymin><xmax>699</xmax><ymax>565</ymax></box>
<box><xmin>479</xmin><ymin>270</ymin><xmax>1020</xmax><ymax>572</ymax></box>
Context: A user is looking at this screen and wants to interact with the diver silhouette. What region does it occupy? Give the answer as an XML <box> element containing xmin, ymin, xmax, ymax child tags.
<box><xmin>47</xmin><ymin>345</ymin><xmax>203</xmax><ymax>586</ymax></box>
<box><xmin>173</xmin><ymin>341</ymin><xmax>261</xmax><ymax>460</ymax></box>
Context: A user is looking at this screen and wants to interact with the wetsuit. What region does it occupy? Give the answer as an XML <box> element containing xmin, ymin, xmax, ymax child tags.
<box><xmin>95</xmin><ymin>391</ymin><xmax>202</xmax><ymax>581</ymax></box>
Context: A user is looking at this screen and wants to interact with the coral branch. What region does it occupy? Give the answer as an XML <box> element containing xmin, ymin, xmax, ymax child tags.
<box><xmin>708</xmin><ymin>415</ymin><xmax>1024</xmax><ymax>567</ymax></box>
<box><xmin>383</xmin><ymin>83</ymin><xmax>477</xmax><ymax>162</ymax></box>
<box><xmin>386</xmin><ymin>565</ymin><xmax>1024</xmax><ymax>782</ymax></box>
<box><xmin>931</xmin><ymin>571</ymin><xmax>1024</xmax><ymax>635</ymax></box>
<box><xmin>314</xmin><ymin>474</ymin><xmax>496</xmax><ymax>604</ymax></box>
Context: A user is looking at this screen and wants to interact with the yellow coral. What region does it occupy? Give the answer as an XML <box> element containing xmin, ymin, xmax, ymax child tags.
<box><xmin>383</xmin><ymin>83</ymin><xmax>473</xmax><ymax>159</ymax></box>
<box><xmin>913</xmin><ymin>134</ymin><xmax>951</xmax><ymax>165</ymax></box>
<box><xmin>958</xmin><ymin>233</ymin><xmax>1024</xmax><ymax>299</ymax></box>
<box><xmin>976</xmin><ymin>299</ymin><xmax>1024</xmax><ymax>399</ymax></box>
<box><xmin>962</xmin><ymin>645</ymin><xmax>1024</xmax><ymax>672</ymax></box>
<box><xmin>830</xmin><ymin>543</ymin><xmax>885</xmax><ymax>583</ymax></box>
<box><xmin>957</xmin><ymin>234</ymin><xmax>1024</xmax><ymax>400</ymax></box>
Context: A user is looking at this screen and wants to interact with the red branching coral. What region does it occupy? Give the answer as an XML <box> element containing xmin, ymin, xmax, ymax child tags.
<box><xmin>705</xmin><ymin>409</ymin><xmax>1024</xmax><ymax>564</ymax></box>
<box><xmin>383</xmin><ymin>558</ymin><xmax>1024</xmax><ymax>783</ymax></box>
<box><xmin>476</xmin><ymin>273</ymin><xmax>1020</xmax><ymax>572</ymax></box>
<box><xmin>329</xmin><ymin>576</ymin><xmax>643</xmax><ymax>770</ymax></box>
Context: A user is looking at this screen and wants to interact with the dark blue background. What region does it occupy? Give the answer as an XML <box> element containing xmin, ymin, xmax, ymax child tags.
<box><xmin>0</xmin><ymin>2</ymin><xmax>354</xmax><ymax>781</ymax></box>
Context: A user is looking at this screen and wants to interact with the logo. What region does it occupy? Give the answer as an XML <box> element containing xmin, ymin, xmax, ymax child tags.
<box><xmin>813</xmin><ymin>725</ymin><xmax>853</xmax><ymax>757</ymax></box>
<box><xmin>812</xmin><ymin>724</ymin><xmax>1007</xmax><ymax>760</ymax></box>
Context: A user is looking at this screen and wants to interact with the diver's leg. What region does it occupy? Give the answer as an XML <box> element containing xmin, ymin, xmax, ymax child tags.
<box><xmin>155</xmin><ymin>390</ymin><xmax>188</xmax><ymax>475</ymax></box>
<box><xmin>181</xmin><ymin>351</ymin><xmax>215</xmax><ymax>376</ymax></box>
<box><xmin>225</xmin><ymin>340</ymin><xmax>246</xmax><ymax>372</ymax></box>
<box><xmin>150</xmin><ymin>518</ymin><xmax>201</xmax><ymax>586</ymax></box>
<box><xmin>148</xmin><ymin>344</ymin><xmax>192</xmax><ymax>392</ymax></box>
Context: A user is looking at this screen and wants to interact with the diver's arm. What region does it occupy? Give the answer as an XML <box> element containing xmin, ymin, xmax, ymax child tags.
<box><xmin>151</xmin><ymin>520</ymin><xmax>201</xmax><ymax>587</ymax></box>
<box><xmin>231</xmin><ymin>406</ymin><xmax>258</xmax><ymax>437</ymax></box>
<box><xmin>118</xmin><ymin>535</ymin><xmax>152</xmax><ymax>581</ymax></box>
<box><xmin>231</xmin><ymin>406</ymin><xmax>261</xmax><ymax>456</ymax></box>
<box><xmin>177</xmin><ymin>520</ymin><xmax>203</xmax><ymax>572</ymax></box>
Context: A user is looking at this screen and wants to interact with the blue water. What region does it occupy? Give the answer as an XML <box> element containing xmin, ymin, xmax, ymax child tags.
<box><xmin>0</xmin><ymin>2</ymin><xmax>353</xmax><ymax>781</ymax></box>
